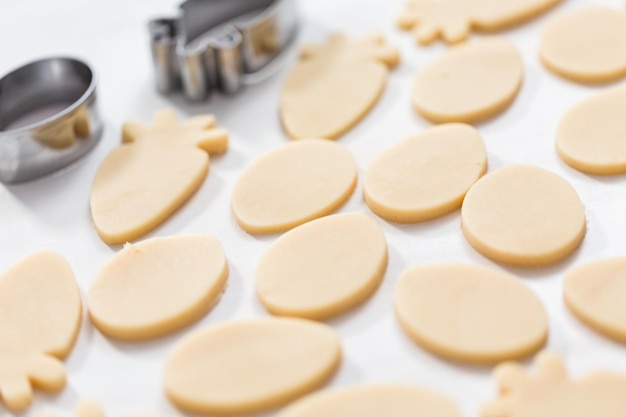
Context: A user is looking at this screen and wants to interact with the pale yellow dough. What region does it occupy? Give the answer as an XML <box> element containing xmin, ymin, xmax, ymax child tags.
<box><xmin>398</xmin><ymin>0</ymin><xmax>562</xmax><ymax>45</ymax></box>
<box><xmin>540</xmin><ymin>6</ymin><xmax>626</xmax><ymax>83</ymax></box>
<box><xmin>556</xmin><ymin>87</ymin><xmax>626</xmax><ymax>175</ymax></box>
<box><xmin>91</xmin><ymin>109</ymin><xmax>228</xmax><ymax>245</ymax></box>
<box><xmin>0</xmin><ymin>251</ymin><xmax>82</xmax><ymax>412</ymax></box>
<box><xmin>232</xmin><ymin>139</ymin><xmax>357</xmax><ymax>234</ymax></box>
<box><xmin>281</xmin><ymin>33</ymin><xmax>400</xmax><ymax>140</ymax></box>
<box><xmin>461</xmin><ymin>164</ymin><xmax>586</xmax><ymax>267</ymax></box>
<box><xmin>482</xmin><ymin>351</ymin><xmax>626</xmax><ymax>417</ymax></box>
<box><xmin>395</xmin><ymin>264</ymin><xmax>547</xmax><ymax>364</ymax></box>
<box><xmin>564</xmin><ymin>257</ymin><xmax>626</xmax><ymax>343</ymax></box>
<box><xmin>164</xmin><ymin>318</ymin><xmax>341</xmax><ymax>415</ymax></box>
<box><xmin>412</xmin><ymin>39</ymin><xmax>523</xmax><ymax>124</ymax></box>
<box><xmin>40</xmin><ymin>399</ymin><xmax>163</xmax><ymax>417</ymax></box>
<box><xmin>276</xmin><ymin>384</ymin><xmax>459</xmax><ymax>417</ymax></box>
<box><xmin>364</xmin><ymin>124</ymin><xmax>487</xmax><ymax>222</ymax></box>
<box><xmin>88</xmin><ymin>235</ymin><xmax>228</xmax><ymax>341</ymax></box>
<box><xmin>256</xmin><ymin>213</ymin><xmax>387</xmax><ymax>320</ymax></box>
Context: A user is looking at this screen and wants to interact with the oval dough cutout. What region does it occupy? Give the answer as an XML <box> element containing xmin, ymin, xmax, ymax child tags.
<box><xmin>281</xmin><ymin>33</ymin><xmax>400</xmax><ymax>140</ymax></box>
<box><xmin>412</xmin><ymin>39</ymin><xmax>523</xmax><ymax>124</ymax></box>
<box><xmin>0</xmin><ymin>251</ymin><xmax>82</xmax><ymax>411</ymax></box>
<box><xmin>164</xmin><ymin>318</ymin><xmax>341</xmax><ymax>415</ymax></box>
<box><xmin>461</xmin><ymin>164</ymin><xmax>586</xmax><ymax>267</ymax></box>
<box><xmin>364</xmin><ymin>124</ymin><xmax>487</xmax><ymax>222</ymax></box>
<box><xmin>257</xmin><ymin>213</ymin><xmax>388</xmax><ymax>320</ymax></box>
<box><xmin>232</xmin><ymin>139</ymin><xmax>357</xmax><ymax>234</ymax></box>
<box><xmin>564</xmin><ymin>257</ymin><xmax>626</xmax><ymax>343</ymax></box>
<box><xmin>276</xmin><ymin>384</ymin><xmax>459</xmax><ymax>417</ymax></box>
<box><xmin>395</xmin><ymin>264</ymin><xmax>548</xmax><ymax>364</ymax></box>
<box><xmin>556</xmin><ymin>87</ymin><xmax>626</xmax><ymax>175</ymax></box>
<box><xmin>540</xmin><ymin>6</ymin><xmax>626</xmax><ymax>83</ymax></box>
<box><xmin>88</xmin><ymin>235</ymin><xmax>228</xmax><ymax>341</ymax></box>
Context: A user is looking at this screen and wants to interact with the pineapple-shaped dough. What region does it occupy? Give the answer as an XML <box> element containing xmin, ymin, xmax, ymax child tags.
<box><xmin>482</xmin><ymin>351</ymin><xmax>626</xmax><ymax>417</ymax></box>
<box><xmin>398</xmin><ymin>0</ymin><xmax>562</xmax><ymax>45</ymax></box>
<box><xmin>90</xmin><ymin>109</ymin><xmax>228</xmax><ymax>245</ymax></box>
<box><xmin>0</xmin><ymin>251</ymin><xmax>82</xmax><ymax>412</ymax></box>
<box><xmin>280</xmin><ymin>33</ymin><xmax>400</xmax><ymax>140</ymax></box>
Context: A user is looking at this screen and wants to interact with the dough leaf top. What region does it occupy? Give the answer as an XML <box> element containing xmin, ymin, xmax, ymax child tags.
<box><xmin>483</xmin><ymin>352</ymin><xmax>626</xmax><ymax>417</ymax></box>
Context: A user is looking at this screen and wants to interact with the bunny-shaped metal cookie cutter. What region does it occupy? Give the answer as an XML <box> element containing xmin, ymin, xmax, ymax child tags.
<box><xmin>149</xmin><ymin>0</ymin><xmax>298</xmax><ymax>101</ymax></box>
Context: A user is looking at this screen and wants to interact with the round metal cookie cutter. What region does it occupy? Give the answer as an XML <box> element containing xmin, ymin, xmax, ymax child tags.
<box><xmin>0</xmin><ymin>57</ymin><xmax>103</xmax><ymax>184</ymax></box>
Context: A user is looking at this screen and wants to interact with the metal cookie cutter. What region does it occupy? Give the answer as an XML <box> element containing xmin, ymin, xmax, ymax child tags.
<box><xmin>0</xmin><ymin>57</ymin><xmax>103</xmax><ymax>183</ymax></box>
<box><xmin>149</xmin><ymin>0</ymin><xmax>298</xmax><ymax>101</ymax></box>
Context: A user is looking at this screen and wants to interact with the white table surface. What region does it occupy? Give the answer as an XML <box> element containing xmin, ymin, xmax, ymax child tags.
<box><xmin>2</xmin><ymin>0</ymin><xmax>626</xmax><ymax>415</ymax></box>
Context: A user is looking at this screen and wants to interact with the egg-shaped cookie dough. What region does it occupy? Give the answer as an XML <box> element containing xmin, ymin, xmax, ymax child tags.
<box><xmin>461</xmin><ymin>164</ymin><xmax>586</xmax><ymax>267</ymax></box>
<box><xmin>276</xmin><ymin>384</ymin><xmax>459</xmax><ymax>417</ymax></box>
<box><xmin>556</xmin><ymin>87</ymin><xmax>626</xmax><ymax>175</ymax></box>
<box><xmin>164</xmin><ymin>318</ymin><xmax>341</xmax><ymax>415</ymax></box>
<box><xmin>395</xmin><ymin>264</ymin><xmax>548</xmax><ymax>364</ymax></box>
<box><xmin>412</xmin><ymin>38</ymin><xmax>523</xmax><ymax>124</ymax></box>
<box><xmin>540</xmin><ymin>6</ymin><xmax>626</xmax><ymax>83</ymax></box>
<box><xmin>281</xmin><ymin>33</ymin><xmax>400</xmax><ymax>140</ymax></box>
<box><xmin>88</xmin><ymin>235</ymin><xmax>228</xmax><ymax>341</ymax></box>
<box><xmin>564</xmin><ymin>257</ymin><xmax>626</xmax><ymax>343</ymax></box>
<box><xmin>364</xmin><ymin>124</ymin><xmax>487</xmax><ymax>222</ymax></box>
<box><xmin>257</xmin><ymin>213</ymin><xmax>387</xmax><ymax>320</ymax></box>
<box><xmin>232</xmin><ymin>139</ymin><xmax>357</xmax><ymax>234</ymax></box>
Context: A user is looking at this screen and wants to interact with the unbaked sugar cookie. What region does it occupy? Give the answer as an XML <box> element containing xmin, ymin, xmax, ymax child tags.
<box><xmin>564</xmin><ymin>257</ymin><xmax>626</xmax><ymax>343</ymax></box>
<box><xmin>412</xmin><ymin>39</ymin><xmax>523</xmax><ymax>124</ymax></box>
<box><xmin>232</xmin><ymin>139</ymin><xmax>357</xmax><ymax>234</ymax></box>
<box><xmin>91</xmin><ymin>109</ymin><xmax>228</xmax><ymax>244</ymax></box>
<box><xmin>281</xmin><ymin>33</ymin><xmax>400</xmax><ymax>140</ymax></box>
<box><xmin>88</xmin><ymin>235</ymin><xmax>228</xmax><ymax>341</ymax></box>
<box><xmin>556</xmin><ymin>87</ymin><xmax>626</xmax><ymax>175</ymax></box>
<box><xmin>540</xmin><ymin>6</ymin><xmax>626</xmax><ymax>83</ymax></box>
<box><xmin>482</xmin><ymin>351</ymin><xmax>626</xmax><ymax>417</ymax></box>
<box><xmin>0</xmin><ymin>251</ymin><xmax>82</xmax><ymax>411</ymax></box>
<box><xmin>398</xmin><ymin>0</ymin><xmax>561</xmax><ymax>45</ymax></box>
<box><xmin>395</xmin><ymin>264</ymin><xmax>547</xmax><ymax>364</ymax></box>
<box><xmin>461</xmin><ymin>164</ymin><xmax>586</xmax><ymax>267</ymax></box>
<box><xmin>256</xmin><ymin>213</ymin><xmax>387</xmax><ymax>320</ymax></box>
<box><xmin>364</xmin><ymin>123</ymin><xmax>487</xmax><ymax>222</ymax></box>
<box><xmin>276</xmin><ymin>384</ymin><xmax>459</xmax><ymax>417</ymax></box>
<box><xmin>164</xmin><ymin>318</ymin><xmax>341</xmax><ymax>415</ymax></box>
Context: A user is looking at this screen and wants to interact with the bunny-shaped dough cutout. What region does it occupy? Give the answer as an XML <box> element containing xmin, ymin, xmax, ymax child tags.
<box><xmin>281</xmin><ymin>33</ymin><xmax>400</xmax><ymax>140</ymax></box>
<box><xmin>0</xmin><ymin>251</ymin><xmax>82</xmax><ymax>412</ymax></box>
<box><xmin>90</xmin><ymin>109</ymin><xmax>228</xmax><ymax>245</ymax></box>
<box><xmin>398</xmin><ymin>0</ymin><xmax>562</xmax><ymax>45</ymax></box>
<box><xmin>482</xmin><ymin>351</ymin><xmax>626</xmax><ymax>417</ymax></box>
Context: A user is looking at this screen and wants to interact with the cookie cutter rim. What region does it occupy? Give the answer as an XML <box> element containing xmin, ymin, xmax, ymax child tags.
<box><xmin>149</xmin><ymin>0</ymin><xmax>298</xmax><ymax>101</ymax></box>
<box><xmin>1</xmin><ymin>57</ymin><xmax>98</xmax><ymax>135</ymax></box>
<box><xmin>0</xmin><ymin>56</ymin><xmax>103</xmax><ymax>184</ymax></box>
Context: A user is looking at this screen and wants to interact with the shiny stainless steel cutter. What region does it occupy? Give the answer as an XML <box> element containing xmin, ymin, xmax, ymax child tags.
<box><xmin>0</xmin><ymin>57</ymin><xmax>103</xmax><ymax>183</ymax></box>
<box><xmin>149</xmin><ymin>0</ymin><xmax>298</xmax><ymax>101</ymax></box>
